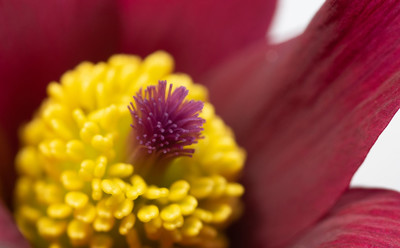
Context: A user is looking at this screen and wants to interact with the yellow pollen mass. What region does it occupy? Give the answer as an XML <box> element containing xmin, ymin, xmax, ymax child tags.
<box><xmin>14</xmin><ymin>51</ymin><xmax>246</xmax><ymax>247</ymax></box>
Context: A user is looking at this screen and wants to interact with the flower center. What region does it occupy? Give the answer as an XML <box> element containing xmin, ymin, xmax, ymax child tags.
<box><xmin>14</xmin><ymin>51</ymin><xmax>246</xmax><ymax>248</ymax></box>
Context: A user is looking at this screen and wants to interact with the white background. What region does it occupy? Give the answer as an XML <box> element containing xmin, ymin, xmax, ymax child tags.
<box><xmin>269</xmin><ymin>0</ymin><xmax>400</xmax><ymax>191</ymax></box>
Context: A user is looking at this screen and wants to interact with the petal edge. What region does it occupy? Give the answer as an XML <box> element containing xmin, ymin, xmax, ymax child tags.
<box><xmin>291</xmin><ymin>188</ymin><xmax>400</xmax><ymax>248</ymax></box>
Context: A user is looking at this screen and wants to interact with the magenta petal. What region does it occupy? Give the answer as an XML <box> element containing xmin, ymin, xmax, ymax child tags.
<box><xmin>0</xmin><ymin>0</ymin><xmax>120</xmax><ymax>204</ymax></box>
<box><xmin>207</xmin><ymin>1</ymin><xmax>400</xmax><ymax>247</ymax></box>
<box><xmin>291</xmin><ymin>189</ymin><xmax>400</xmax><ymax>248</ymax></box>
<box><xmin>0</xmin><ymin>202</ymin><xmax>29</xmax><ymax>247</ymax></box>
<box><xmin>117</xmin><ymin>0</ymin><xmax>277</xmax><ymax>80</ymax></box>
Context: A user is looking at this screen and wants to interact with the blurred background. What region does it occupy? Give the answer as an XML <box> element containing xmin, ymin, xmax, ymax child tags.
<box><xmin>269</xmin><ymin>0</ymin><xmax>400</xmax><ymax>191</ymax></box>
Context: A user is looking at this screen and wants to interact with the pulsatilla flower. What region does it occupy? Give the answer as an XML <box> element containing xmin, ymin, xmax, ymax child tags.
<box><xmin>4</xmin><ymin>0</ymin><xmax>400</xmax><ymax>248</ymax></box>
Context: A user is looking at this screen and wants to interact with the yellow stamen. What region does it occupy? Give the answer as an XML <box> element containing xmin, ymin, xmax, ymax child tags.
<box><xmin>47</xmin><ymin>203</ymin><xmax>72</xmax><ymax>219</ymax></box>
<box><xmin>138</xmin><ymin>205</ymin><xmax>159</xmax><ymax>223</ymax></box>
<box><xmin>14</xmin><ymin>51</ymin><xmax>245</xmax><ymax>247</ymax></box>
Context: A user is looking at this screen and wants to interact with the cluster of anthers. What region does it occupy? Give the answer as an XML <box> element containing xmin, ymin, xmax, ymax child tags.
<box><xmin>14</xmin><ymin>51</ymin><xmax>246</xmax><ymax>248</ymax></box>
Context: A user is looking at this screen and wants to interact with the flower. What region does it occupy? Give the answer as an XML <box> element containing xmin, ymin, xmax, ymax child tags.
<box><xmin>2</xmin><ymin>0</ymin><xmax>400</xmax><ymax>247</ymax></box>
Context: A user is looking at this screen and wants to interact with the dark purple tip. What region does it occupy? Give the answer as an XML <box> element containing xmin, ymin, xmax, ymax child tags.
<box><xmin>128</xmin><ymin>81</ymin><xmax>205</xmax><ymax>159</ymax></box>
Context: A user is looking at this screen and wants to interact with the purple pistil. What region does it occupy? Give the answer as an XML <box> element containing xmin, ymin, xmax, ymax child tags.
<box><xmin>128</xmin><ymin>80</ymin><xmax>205</xmax><ymax>159</ymax></box>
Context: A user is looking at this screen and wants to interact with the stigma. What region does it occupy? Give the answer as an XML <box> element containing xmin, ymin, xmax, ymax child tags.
<box><xmin>14</xmin><ymin>51</ymin><xmax>246</xmax><ymax>248</ymax></box>
<box><xmin>129</xmin><ymin>80</ymin><xmax>205</xmax><ymax>159</ymax></box>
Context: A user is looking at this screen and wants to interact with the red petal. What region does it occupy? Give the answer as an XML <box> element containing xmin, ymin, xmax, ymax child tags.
<box><xmin>291</xmin><ymin>189</ymin><xmax>400</xmax><ymax>248</ymax></box>
<box><xmin>0</xmin><ymin>0</ymin><xmax>120</xmax><ymax>204</ymax></box>
<box><xmin>206</xmin><ymin>1</ymin><xmax>400</xmax><ymax>247</ymax></box>
<box><xmin>0</xmin><ymin>201</ymin><xmax>29</xmax><ymax>247</ymax></box>
<box><xmin>0</xmin><ymin>128</ymin><xmax>12</xmax><ymax>198</ymax></box>
<box><xmin>117</xmin><ymin>0</ymin><xmax>277</xmax><ymax>80</ymax></box>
